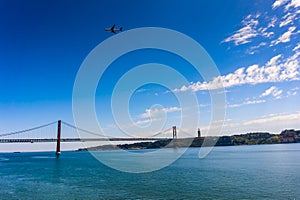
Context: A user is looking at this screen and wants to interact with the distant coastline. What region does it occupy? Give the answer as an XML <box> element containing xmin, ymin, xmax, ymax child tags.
<box><xmin>78</xmin><ymin>129</ymin><xmax>300</xmax><ymax>151</ymax></box>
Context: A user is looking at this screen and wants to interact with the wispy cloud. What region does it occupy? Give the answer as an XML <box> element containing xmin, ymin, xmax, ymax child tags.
<box><xmin>135</xmin><ymin>88</ymin><xmax>147</xmax><ymax>93</ymax></box>
<box><xmin>228</xmin><ymin>99</ymin><xmax>266</xmax><ymax>108</ymax></box>
<box><xmin>247</xmin><ymin>42</ymin><xmax>267</xmax><ymax>54</ymax></box>
<box><xmin>174</xmin><ymin>51</ymin><xmax>300</xmax><ymax>92</ymax></box>
<box><xmin>285</xmin><ymin>0</ymin><xmax>300</xmax><ymax>10</ymax></box>
<box><xmin>222</xmin><ymin>13</ymin><xmax>275</xmax><ymax>47</ymax></box>
<box><xmin>243</xmin><ymin>111</ymin><xmax>300</xmax><ymax>125</ymax></box>
<box><xmin>228</xmin><ymin>85</ymin><xmax>284</xmax><ymax>108</ymax></box>
<box><xmin>139</xmin><ymin>106</ymin><xmax>181</xmax><ymax>119</ymax></box>
<box><xmin>134</xmin><ymin>118</ymin><xmax>160</xmax><ymax>126</ymax></box>
<box><xmin>279</xmin><ymin>11</ymin><xmax>300</xmax><ymax>27</ymax></box>
<box><xmin>198</xmin><ymin>111</ymin><xmax>300</xmax><ymax>135</ymax></box>
<box><xmin>293</xmin><ymin>42</ymin><xmax>300</xmax><ymax>51</ymax></box>
<box><xmin>287</xmin><ymin>87</ymin><xmax>299</xmax><ymax>96</ymax></box>
<box><xmin>131</xmin><ymin>106</ymin><xmax>182</xmax><ymax>127</ymax></box>
<box><xmin>272</xmin><ymin>0</ymin><xmax>300</xmax><ymax>10</ymax></box>
<box><xmin>260</xmin><ymin>86</ymin><xmax>283</xmax><ymax>99</ymax></box>
<box><xmin>270</xmin><ymin>26</ymin><xmax>297</xmax><ymax>46</ymax></box>
<box><xmin>268</xmin><ymin>16</ymin><xmax>278</xmax><ymax>28</ymax></box>
<box><xmin>223</xmin><ymin>0</ymin><xmax>299</xmax><ymax>54</ymax></box>
<box><xmin>222</xmin><ymin>14</ymin><xmax>260</xmax><ymax>45</ymax></box>
<box><xmin>272</xmin><ymin>0</ymin><xmax>289</xmax><ymax>9</ymax></box>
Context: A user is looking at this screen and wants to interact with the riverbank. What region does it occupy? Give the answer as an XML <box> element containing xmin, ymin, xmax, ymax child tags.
<box><xmin>78</xmin><ymin>129</ymin><xmax>300</xmax><ymax>151</ymax></box>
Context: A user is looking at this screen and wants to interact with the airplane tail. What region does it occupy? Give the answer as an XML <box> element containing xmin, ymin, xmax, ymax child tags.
<box><xmin>120</xmin><ymin>27</ymin><xmax>123</xmax><ymax>31</ymax></box>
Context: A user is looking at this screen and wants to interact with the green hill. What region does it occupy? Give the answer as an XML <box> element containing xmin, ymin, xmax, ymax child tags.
<box><xmin>78</xmin><ymin>129</ymin><xmax>300</xmax><ymax>151</ymax></box>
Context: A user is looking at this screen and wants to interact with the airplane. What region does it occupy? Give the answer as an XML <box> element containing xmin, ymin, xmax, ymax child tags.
<box><xmin>104</xmin><ymin>24</ymin><xmax>123</xmax><ymax>34</ymax></box>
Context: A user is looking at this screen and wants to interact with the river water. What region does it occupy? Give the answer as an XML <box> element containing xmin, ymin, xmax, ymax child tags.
<box><xmin>0</xmin><ymin>143</ymin><xmax>299</xmax><ymax>199</ymax></box>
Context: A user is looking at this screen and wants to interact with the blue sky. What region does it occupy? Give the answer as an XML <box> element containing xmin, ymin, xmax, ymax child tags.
<box><xmin>0</xmin><ymin>0</ymin><xmax>300</xmax><ymax>146</ymax></box>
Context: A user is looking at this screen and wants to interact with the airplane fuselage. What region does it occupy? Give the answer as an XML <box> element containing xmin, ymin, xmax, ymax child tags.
<box><xmin>105</xmin><ymin>24</ymin><xmax>123</xmax><ymax>34</ymax></box>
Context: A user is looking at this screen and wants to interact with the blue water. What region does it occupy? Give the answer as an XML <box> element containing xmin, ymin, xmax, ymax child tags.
<box><xmin>0</xmin><ymin>144</ymin><xmax>299</xmax><ymax>199</ymax></box>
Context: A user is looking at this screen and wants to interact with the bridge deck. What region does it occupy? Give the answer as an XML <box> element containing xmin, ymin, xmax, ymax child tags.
<box><xmin>0</xmin><ymin>138</ymin><xmax>172</xmax><ymax>143</ymax></box>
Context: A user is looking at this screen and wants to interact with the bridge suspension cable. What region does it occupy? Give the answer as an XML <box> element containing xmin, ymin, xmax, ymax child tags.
<box><xmin>61</xmin><ymin>121</ymin><xmax>173</xmax><ymax>139</ymax></box>
<box><xmin>151</xmin><ymin>127</ymin><xmax>173</xmax><ymax>137</ymax></box>
<box><xmin>61</xmin><ymin>121</ymin><xmax>106</xmax><ymax>137</ymax></box>
<box><xmin>0</xmin><ymin>121</ymin><xmax>57</xmax><ymax>137</ymax></box>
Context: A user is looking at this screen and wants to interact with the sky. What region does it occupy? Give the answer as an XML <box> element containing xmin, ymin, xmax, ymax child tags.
<box><xmin>0</xmin><ymin>0</ymin><xmax>300</xmax><ymax>151</ymax></box>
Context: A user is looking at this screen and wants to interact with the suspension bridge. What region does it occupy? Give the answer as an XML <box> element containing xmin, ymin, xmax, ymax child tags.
<box><xmin>0</xmin><ymin>120</ymin><xmax>182</xmax><ymax>155</ymax></box>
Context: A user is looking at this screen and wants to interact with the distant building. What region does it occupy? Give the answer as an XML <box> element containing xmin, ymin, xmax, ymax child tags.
<box><xmin>198</xmin><ymin>128</ymin><xmax>201</xmax><ymax>138</ymax></box>
<box><xmin>172</xmin><ymin>126</ymin><xmax>177</xmax><ymax>139</ymax></box>
<box><xmin>281</xmin><ymin>129</ymin><xmax>296</xmax><ymax>143</ymax></box>
<box><xmin>282</xmin><ymin>135</ymin><xmax>295</xmax><ymax>143</ymax></box>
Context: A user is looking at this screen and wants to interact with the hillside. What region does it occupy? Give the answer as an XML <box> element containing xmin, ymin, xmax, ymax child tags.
<box><xmin>78</xmin><ymin>129</ymin><xmax>300</xmax><ymax>151</ymax></box>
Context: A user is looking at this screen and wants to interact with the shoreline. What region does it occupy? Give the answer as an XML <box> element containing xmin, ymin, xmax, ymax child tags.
<box><xmin>78</xmin><ymin>129</ymin><xmax>300</xmax><ymax>151</ymax></box>
<box><xmin>1</xmin><ymin>129</ymin><xmax>299</xmax><ymax>154</ymax></box>
<box><xmin>1</xmin><ymin>142</ymin><xmax>299</xmax><ymax>154</ymax></box>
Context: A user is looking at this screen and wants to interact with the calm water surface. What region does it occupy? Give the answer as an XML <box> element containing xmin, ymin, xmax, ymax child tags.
<box><xmin>0</xmin><ymin>144</ymin><xmax>299</xmax><ymax>199</ymax></box>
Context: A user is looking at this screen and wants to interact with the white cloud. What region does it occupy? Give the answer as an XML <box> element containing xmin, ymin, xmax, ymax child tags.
<box><xmin>222</xmin><ymin>25</ymin><xmax>257</xmax><ymax>45</ymax></box>
<box><xmin>293</xmin><ymin>42</ymin><xmax>300</xmax><ymax>51</ymax></box>
<box><xmin>133</xmin><ymin>106</ymin><xmax>182</xmax><ymax>127</ymax></box>
<box><xmin>260</xmin><ymin>86</ymin><xmax>283</xmax><ymax>99</ymax></box>
<box><xmin>280</xmin><ymin>14</ymin><xmax>292</xmax><ymax>27</ymax></box>
<box><xmin>268</xmin><ymin>17</ymin><xmax>278</xmax><ymax>28</ymax></box>
<box><xmin>279</xmin><ymin>11</ymin><xmax>299</xmax><ymax>27</ymax></box>
<box><xmin>287</xmin><ymin>87</ymin><xmax>299</xmax><ymax>96</ymax></box>
<box><xmin>228</xmin><ymin>99</ymin><xmax>266</xmax><ymax>108</ymax></box>
<box><xmin>222</xmin><ymin>13</ymin><xmax>274</xmax><ymax>46</ymax></box>
<box><xmin>261</xmin><ymin>86</ymin><xmax>276</xmax><ymax>97</ymax></box>
<box><xmin>135</xmin><ymin>88</ymin><xmax>147</xmax><ymax>93</ymax></box>
<box><xmin>258</xmin><ymin>27</ymin><xmax>274</xmax><ymax>38</ymax></box>
<box><xmin>272</xmin><ymin>0</ymin><xmax>289</xmax><ymax>9</ymax></box>
<box><xmin>270</xmin><ymin>26</ymin><xmax>296</xmax><ymax>46</ymax></box>
<box><xmin>247</xmin><ymin>42</ymin><xmax>267</xmax><ymax>54</ymax></box>
<box><xmin>243</xmin><ymin>111</ymin><xmax>300</xmax><ymax>125</ymax></box>
<box><xmin>209</xmin><ymin>111</ymin><xmax>300</xmax><ymax>135</ymax></box>
<box><xmin>222</xmin><ymin>14</ymin><xmax>259</xmax><ymax>45</ymax></box>
<box><xmin>174</xmin><ymin>52</ymin><xmax>300</xmax><ymax>92</ymax></box>
<box><xmin>285</xmin><ymin>0</ymin><xmax>300</xmax><ymax>10</ymax></box>
<box><xmin>224</xmin><ymin>0</ymin><xmax>299</xmax><ymax>51</ymax></box>
<box><xmin>287</xmin><ymin>89</ymin><xmax>298</xmax><ymax>96</ymax></box>
<box><xmin>139</xmin><ymin>106</ymin><xmax>181</xmax><ymax>119</ymax></box>
<box><xmin>134</xmin><ymin>118</ymin><xmax>158</xmax><ymax>126</ymax></box>
<box><xmin>268</xmin><ymin>17</ymin><xmax>277</xmax><ymax>28</ymax></box>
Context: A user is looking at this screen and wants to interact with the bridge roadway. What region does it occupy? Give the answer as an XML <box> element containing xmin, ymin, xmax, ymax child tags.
<box><xmin>0</xmin><ymin>137</ymin><xmax>172</xmax><ymax>143</ymax></box>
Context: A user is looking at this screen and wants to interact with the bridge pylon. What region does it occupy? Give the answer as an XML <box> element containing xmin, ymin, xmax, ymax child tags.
<box><xmin>56</xmin><ymin>120</ymin><xmax>61</xmax><ymax>156</ymax></box>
